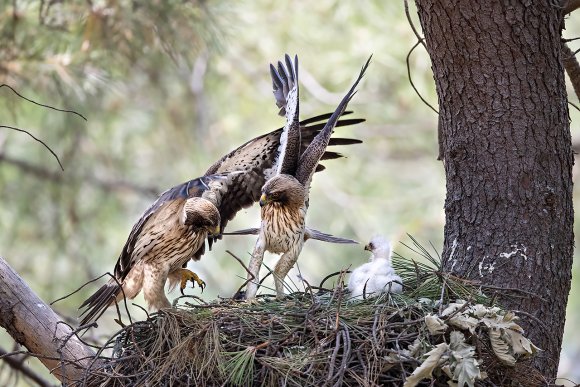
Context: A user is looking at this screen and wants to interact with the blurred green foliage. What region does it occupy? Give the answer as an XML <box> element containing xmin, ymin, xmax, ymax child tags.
<box><xmin>0</xmin><ymin>0</ymin><xmax>578</xmax><ymax>385</ymax></box>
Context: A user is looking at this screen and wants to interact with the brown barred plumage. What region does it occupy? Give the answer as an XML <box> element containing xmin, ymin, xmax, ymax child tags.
<box><xmin>245</xmin><ymin>55</ymin><xmax>370</xmax><ymax>300</ymax></box>
<box><xmin>79</xmin><ymin>193</ymin><xmax>220</xmax><ymax>325</ymax></box>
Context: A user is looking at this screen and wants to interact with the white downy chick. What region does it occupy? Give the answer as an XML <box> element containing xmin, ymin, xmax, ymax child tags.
<box><xmin>347</xmin><ymin>261</ymin><xmax>373</xmax><ymax>298</ymax></box>
<box><xmin>348</xmin><ymin>235</ymin><xmax>403</xmax><ymax>299</ymax></box>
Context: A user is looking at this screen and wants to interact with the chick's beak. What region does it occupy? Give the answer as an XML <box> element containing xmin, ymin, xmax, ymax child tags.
<box><xmin>208</xmin><ymin>225</ymin><xmax>220</xmax><ymax>237</ymax></box>
<box><xmin>364</xmin><ymin>244</ymin><xmax>371</xmax><ymax>251</ymax></box>
<box><xmin>259</xmin><ymin>193</ymin><xmax>268</xmax><ymax>207</ymax></box>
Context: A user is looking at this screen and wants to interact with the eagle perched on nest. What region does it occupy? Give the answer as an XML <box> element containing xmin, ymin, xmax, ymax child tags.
<box><xmin>78</xmin><ymin>60</ymin><xmax>365</xmax><ymax>325</ymax></box>
<box><xmin>242</xmin><ymin>55</ymin><xmax>370</xmax><ymax>300</ymax></box>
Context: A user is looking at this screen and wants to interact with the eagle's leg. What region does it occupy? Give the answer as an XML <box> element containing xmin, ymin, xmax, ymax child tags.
<box><xmin>175</xmin><ymin>268</ymin><xmax>206</xmax><ymax>294</ymax></box>
<box><xmin>273</xmin><ymin>251</ymin><xmax>299</xmax><ymax>299</ymax></box>
<box><xmin>143</xmin><ymin>264</ymin><xmax>172</xmax><ymax>311</ymax></box>
<box><xmin>245</xmin><ymin>240</ymin><xmax>265</xmax><ymax>300</ymax></box>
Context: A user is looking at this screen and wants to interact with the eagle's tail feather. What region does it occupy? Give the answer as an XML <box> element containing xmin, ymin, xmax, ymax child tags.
<box><xmin>78</xmin><ymin>280</ymin><xmax>122</xmax><ymax>326</ymax></box>
<box><xmin>305</xmin><ymin>228</ymin><xmax>359</xmax><ymax>244</ymax></box>
<box><xmin>222</xmin><ymin>228</ymin><xmax>260</xmax><ymax>236</ymax></box>
<box><xmin>224</xmin><ymin>227</ymin><xmax>358</xmax><ymax>245</ymax></box>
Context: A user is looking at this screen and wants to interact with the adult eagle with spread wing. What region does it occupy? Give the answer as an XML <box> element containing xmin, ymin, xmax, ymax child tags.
<box><xmin>78</xmin><ymin>77</ymin><xmax>364</xmax><ymax>325</ymax></box>
<box><xmin>243</xmin><ymin>55</ymin><xmax>370</xmax><ymax>300</ymax></box>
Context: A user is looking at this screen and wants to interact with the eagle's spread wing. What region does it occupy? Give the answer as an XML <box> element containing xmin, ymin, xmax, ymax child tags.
<box><xmin>271</xmin><ymin>54</ymin><xmax>301</xmax><ymax>176</ymax></box>
<box><xmin>243</xmin><ymin>56</ymin><xmax>369</xmax><ymax>300</ymax></box>
<box><xmin>203</xmin><ymin>113</ymin><xmax>363</xmax><ymax>247</ymax></box>
<box><xmin>271</xmin><ymin>54</ymin><xmax>296</xmax><ymax>117</ymax></box>
<box><xmin>295</xmin><ymin>56</ymin><xmax>371</xmax><ymax>191</ymax></box>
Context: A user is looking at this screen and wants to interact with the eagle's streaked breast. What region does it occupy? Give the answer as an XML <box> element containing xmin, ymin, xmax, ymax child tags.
<box><xmin>261</xmin><ymin>203</ymin><xmax>306</xmax><ymax>254</ymax></box>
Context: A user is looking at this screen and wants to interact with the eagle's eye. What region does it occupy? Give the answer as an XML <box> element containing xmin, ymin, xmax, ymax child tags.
<box><xmin>270</xmin><ymin>192</ymin><xmax>280</xmax><ymax>200</ymax></box>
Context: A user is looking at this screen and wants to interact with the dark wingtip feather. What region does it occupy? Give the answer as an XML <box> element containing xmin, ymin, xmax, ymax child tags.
<box><xmin>320</xmin><ymin>151</ymin><xmax>343</xmax><ymax>161</ymax></box>
<box><xmin>328</xmin><ymin>138</ymin><xmax>363</xmax><ymax>146</ymax></box>
<box><xmin>270</xmin><ymin>63</ymin><xmax>282</xmax><ymax>89</ymax></box>
<box><xmin>300</xmin><ymin>120</ymin><xmax>365</xmax><ymax>140</ymax></box>
<box><xmin>299</xmin><ymin>111</ymin><xmax>356</xmax><ymax>126</ymax></box>
<box><xmin>270</xmin><ymin>63</ymin><xmax>286</xmax><ymax>115</ymax></box>
<box><xmin>295</xmin><ymin>57</ymin><xmax>370</xmax><ymax>185</ymax></box>
<box><xmin>334</xmin><ymin>118</ymin><xmax>366</xmax><ymax>128</ymax></box>
<box><xmin>285</xmin><ymin>54</ymin><xmax>297</xmax><ymax>84</ymax></box>
<box><xmin>277</xmin><ymin>61</ymin><xmax>289</xmax><ymax>84</ymax></box>
<box><xmin>321</xmin><ymin>56</ymin><xmax>371</xmax><ymax>133</ymax></box>
<box><xmin>293</xmin><ymin>54</ymin><xmax>299</xmax><ymax>79</ymax></box>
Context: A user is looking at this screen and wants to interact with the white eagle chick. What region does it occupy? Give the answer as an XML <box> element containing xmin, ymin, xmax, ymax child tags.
<box><xmin>348</xmin><ymin>235</ymin><xmax>403</xmax><ymax>299</ymax></box>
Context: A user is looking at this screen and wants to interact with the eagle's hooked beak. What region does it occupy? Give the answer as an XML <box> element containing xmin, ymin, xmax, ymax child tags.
<box><xmin>208</xmin><ymin>225</ymin><xmax>221</xmax><ymax>238</ymax></box>
<box><xmin>259</xmin><ymin>193</ymin><xmax>269</xmax><ymax>207</ymax></box>
<box><xmin>364</xmin><ymin>244</ymin><xmax>371</xmax><ymax>251</ymax></box>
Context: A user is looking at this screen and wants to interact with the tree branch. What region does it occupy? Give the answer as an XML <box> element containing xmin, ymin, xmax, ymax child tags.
<box><xmin>0</xmin><ymin>152</ymin><xmax>159</xmax><ymax>197</ymax></box>
<box><xmin>0</xmin><ymin>256</ymin><xmax>96</xmax><ymax>384</ymax></box>
<box><xmin>0</xmin><ymin>347</ymin><xmax>53</xmax><ymax>387</ymax></box>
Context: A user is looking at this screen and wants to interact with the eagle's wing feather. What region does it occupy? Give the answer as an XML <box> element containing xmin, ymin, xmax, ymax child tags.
<box><xmin>203</xmin><ymin>113</ymin><xmax>363</xmax><ymax>248</ymax></box>
<box><xmin>79</xmin><ymin>175</ymin><xmax>224</xmax><ymax>325</ymax></box>
<box><xmin>295</xmin><ymin>56</ymin><xmax>371</xmax><ymax>190</ymax></box>
<box><xmin>203</xmin><ymin>113</ymin><xmax>362</xmax><ymax>176</ymax></box>
<box><xmin>272</xmin><ymin>54</ymin><xmax>301</xmax><ymax>176</ymax></box>
<box><xmin>113</xmin><ymin>175</ymin><xmax>224</xmax><ymax>281</ymax></box>
<box><xmin>203</xmin><ymin>133</ymin><xmax>280</xmax><ymax>245</ymax></box>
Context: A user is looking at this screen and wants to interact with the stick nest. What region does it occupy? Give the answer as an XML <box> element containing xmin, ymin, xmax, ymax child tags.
<box><xmin>80</xmin><ymin>241</ymin><xmax>544</xmax><ymax>387</ymax></box>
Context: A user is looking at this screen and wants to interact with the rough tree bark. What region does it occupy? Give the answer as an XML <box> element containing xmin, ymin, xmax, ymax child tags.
<box><xmin>0</xmin><ymin>257</ymin><xmax>96</xmax><ymax>384</ymax></box>
<box><xmin>415</xmin><ymin>0</ymin><xmax>573</xmax><ymax>380</ymax></box>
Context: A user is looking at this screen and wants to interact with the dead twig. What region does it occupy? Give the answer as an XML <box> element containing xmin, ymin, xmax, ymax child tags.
<box><xmin>0</xmin><ymin>84</ymin><xmax>87</xmax><ymax>121</ymax></box>
<box><xmin>562</xmin><ymin>41</ymin><xmax>580</xmax><ymax>102</ymax></box>
<box><xmin>227</xmin><ymin>250</ymin><xmax>256</xmax><ymax>298</ymax></box>
<box><xmin>405</xmin><ymin>42</ymin><xmax>439</xmax><ymax>115</ymax></box>
<box><xmin>0</xmin><ymin>125</ymin><xmax>64</xmax><ymax>171</ymax></box>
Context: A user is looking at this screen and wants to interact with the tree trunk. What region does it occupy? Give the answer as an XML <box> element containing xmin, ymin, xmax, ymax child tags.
<box><xmin>415</xmin><ymin>0</ymin><xmax>573</xmax><ymax>380</ymax></box>
<box><xmin>0</xmin><ymin>257</ymin><xmax>96</xmax><ymax>384</ymax></box>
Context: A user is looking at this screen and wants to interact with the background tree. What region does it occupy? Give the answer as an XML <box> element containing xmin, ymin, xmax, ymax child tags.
<box><xmin>415</xmin><ymin>0</ymin><xmax>576</xmax><ymax>379</ymax></box>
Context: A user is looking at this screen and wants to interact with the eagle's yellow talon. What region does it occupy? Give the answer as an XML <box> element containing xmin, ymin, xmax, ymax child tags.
<box><xmin>179</xmin><ymin>269</ymin><xmax>206</xmax><ymax>295</ymax></box>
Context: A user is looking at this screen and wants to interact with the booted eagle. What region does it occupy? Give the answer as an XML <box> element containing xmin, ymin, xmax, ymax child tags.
<box><xmin>79</xmin><ymin>84</ymin><xmax>364</xmax><ymax>326</ymax></box>
<box><xmin>241</xmin><ymin>55</ymin><xmax>370</xmax><ymax>300</ymax></box>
